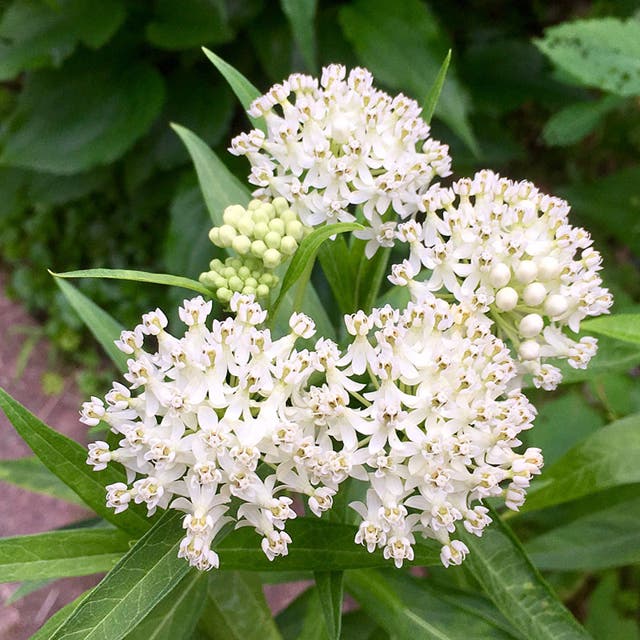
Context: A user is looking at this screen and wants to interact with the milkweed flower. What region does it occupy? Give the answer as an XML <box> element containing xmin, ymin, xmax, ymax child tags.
<box><xmin>229</xmin><ymin>64</ymin><xmax>451</xmax><ymax>254</ymax></box>
<box><xmin>392</xmin><ymin>170</ymin><xmax>613</xmax><ymax>389</ymax></box>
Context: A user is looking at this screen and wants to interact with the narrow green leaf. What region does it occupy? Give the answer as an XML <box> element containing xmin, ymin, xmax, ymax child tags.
<box><xmin>4</xmin><ymin>579</ymin><xmax>51</xmax><ymax>605</ymax></box>
<box><xmin>52</xmin><ymin>268</ymin><xmax>212</xmax><ymax>297</ymax></box>
<box><xmin>0</xmin><ymin>456</ymin><xmax>85</xmax><ymax>505</ymax></box>
<box><xmin>54</xmin><ymin>277</ymin><xmax>127</xmax><ymax>370</ymax></box>
<box><xmin>280</xmin><ymin>0</ymin><xmax>318</xmax><ymax>72</ymax></box>
<box><xmin>360</xmin><ymin>247</ymin><xmax>392</xmax><ymax>314</ymax></box>
<box><xmin>581</xmin><ymin>314</ymin><xmax>640</xmax><ymax>345</ymax></box>
<box><xmin>521</xmin><ymin>414</ymin><xmax>640</xmax><ymax>513</ymax></box>
<box><xmin>526</xmin><ymin>496</ymin><xmax>640</xmax><ymax>571</ymax></box>
<box><xmin>50</xmin><ymin>512</ymin><xmax>189</xmax><ymax>640</ymax></box>
<box><xmin>215</xmin><ymin>518</ymin><xmax>439</xmax><ymax>571</ymax></box>
<box><xmin>346</xmin><ymin>569</ymin><xmax>518</xmax><ymax>639</ymax></box>
<box><xmin>314</xmin><ymin>571</ymin><xmax>343</xmax><ymax>640</ymax></box>
<box><xmin>201</xmin><ymin>48</ymin><xmax>266</xmax><ymax>133</ymax></box>
<box><xmin>459</xmin><ymin>507</ymin><xmax>591</xmax><ymax>640</ymax></box>
<box><xmin>171</xmin><ymin>123</ymin><xmax>251</xmax><ymax>225</ymax></box>
<box><xmin>197</xmin><ymin>572</ymin><xmax>283</xmax><ymax>640</ymax></box>
<box><xmin>125</xmin><ymin>570</ymin><xmax>207</xmax><ymax>640</ymax></box>
<box><xmin>318</xmin><ymin>238</ymin><xmax>356</xmax><ymax>315</ymax></box>
<box><xmin>271</xmin><ymin>223</ymin><xmax>363</xmax><ymax>319</ymax></box>
<box><xmin>0</xmin><ymin>528</ymin><xmax>129</xmax><ymax>583</ymax></box>
<box><xmin>422</xmin><ymin>50</ymin><xmax>452</xmax><ymax>124</ymax></box>
<box><xmin>0</xmin><ymin>388</ymin><xmax>150</xmax><ymax>537</ymax></box>
<box><xmin>31</xmin><ymin>589</ymin><xmax>94</xmax><ymax>640</ymax></box>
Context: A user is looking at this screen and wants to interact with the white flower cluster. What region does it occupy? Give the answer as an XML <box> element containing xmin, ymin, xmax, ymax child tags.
<box><xmin>390</xmin><ymin>170</ymin><xmax>613</xmax><ymax>389</ymax></box>
<box><xmin>83</xmin><ymin>292</ymin><xmax>542</xmax><ymax>571</ymax></box>
<box><xmin>230</xmin><ymin>64</ymin><xmax>451</xmax><ymax>252</ymax></box>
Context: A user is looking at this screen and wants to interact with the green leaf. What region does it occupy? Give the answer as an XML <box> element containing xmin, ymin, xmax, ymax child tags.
<box><xmin>280</xmin><ymin>0</ymin><xmax>318</xmax><ymax>72</ymax></box>
<box><xmin>52</xmin><ymin>268</ymin><xmax>212</xmax><ymax>297</ymax></box>
<box><xmin>535</xmin><ymin>18</ymin><xmax>640</xmax><ymax>96</ymax></box>
<box><xmin>215</xmin><ymin>518</ymin><xmax>439</xmax><ymax>571</ymax></box>
<box><xmin>542</xmin><ymin>96</ymin><xmax>623</xmax><ymax>146</ymax></box>
<box><xmin>318</xmin><ymin>237</ymin><xmax>356</xmax><ymax>316</ymax></box>
<box><xmin>339</xmin><ymin>0</ymin><xmax>477</xmax><ymax>153</ymax></box>
<box><xmin>270</xmin><ymin>222</ymin><xmax>363</xmax><ymax>319</ymax></box>
<box><xmin>31</xmin><ymin>589</ymin><xmax>94</xmax><ymax>640</ymax></box>
<box><xmin>171</xmin><ymin>123</ymin><xmax>250</xmax><ymax>225</ymax></box>
<box><xmin>197</xmin><ymin>572</ymin><xmax>283</xmax><ymax>640</ymax></box>
<box><xmin>54</xmin><ymin>277</ymin><xmax>127</xmax><ymax>370</ymax></box>
<box><xmin>346</xmin><ymin>569</ymin><xmax>518</xmax><ymax>639</ymax></box>
<box><xmin>422</xmin><ymin>50</ymin><xmax>452</xmax><ymax>124</ymax></box>
<box><xmin>521</xmin><ymin>413</ymin><xmax>640</xmax><ymax>513</ymax></box>
<box><xmin>0</xmin><ymin>388</ymin><xmax>150</xmax><ymax>537</ymax></box>
<box><xmin>4</xmin><ymin>579</ymin><xmax>51</xmax><ymax>605</ymax></box>
<box><xmin>0</xmin><ymin>528</ymin><xmax>129</xmax><ymax>583</ymax></box>
<box><xmin>581</xmin><ymin>314</ymin><xmax>640</xmax><ymax>345</ymax></box>
<box><xmin>201</xmin><ymin>48</ymin><xmax>267</xmax><ymax>133</ymax></box>
<box><xmin>0</xmin><ymin>0</ymin><xmax>125</xmax><ymax>80</ymax></box>
<box><xmin>0</xmin><ymin>456</ymin><xmax>85</xmax><ymax>505</ymax></box>
<box><xmin>585</xmin><ymin>573</ymin><xmax>640</xmax><ymax>640</ymax></box>
<box><xmin>459</xmin><ymin>507</ymin><xmax>590</xmax><ymax>640</ymax></box>
<box><xmin>146</xmin><ymin>0</ymin><xmax>233</xmax><ymax>50</ymax></box>
<box><xmin>314</xmin><ymin>571</ymin><xmax>343</xmax><ymax>640</ymax></box>
<box><xmin>49</xmin><ymin>512</ymin><xmax>189</xmax><ymax>640</ymax></box>
<box><xmin>526</xmin><ymin>495</ymin><xmax>640</xmax><ymax>571</ymax></box>
<box><xmin>125</xmin><ymin>571</ymin><xmax>207</xmax><ymax>640</ymax></box>
<box><xmin>0</xmin><ymin>52</ymin><xmax>165</xmax><ymax>174</ymax></box>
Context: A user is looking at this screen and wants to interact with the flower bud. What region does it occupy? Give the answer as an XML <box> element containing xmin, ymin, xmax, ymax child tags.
<box><xmin>251</xmin><ymin>240</ymin><xmax>267</xmax><ymax>257</ymax></box>
<box><xmin>258</xmin><ymin>203</ymin><xmax>276</xmax><ymax>220</ymax></box>
<box><xmin>248</xmin><ymin>199</ymin><xmax>262</xmax><ymax>210</ymax></box>
<box><xmin>263</xmin><ymin>248</ymin><xmax>282</xmax><ymax>269</ymax></box>
<box><xmin>208</xmin><ymin>227</ymin><xmax>220</xmax><ymax>245</ymax></box>
<box><xmin>218</xmin><ymin>224</ymin><xmax>237</xmax><ymax>247</ymax></box>
<box><xmin>544</xmin><ymin>294</ymin><xmax>568</xmax><ymax>317</ymax></box>
<box><xmin>286</xmin><ymin>220</ymin><xmax>304</xmax><ymax>241</ymax></box>
<box><xmin>514</xmin><ymin>260</ymin><xmax>537</xmax><ymax>284</ymax></box>
<box><xmin>538</xmin><ymin>256</ymin><xmax>560</xmax><ymax>280</ymax></box>
<box><xmin>268</xmin><ymin>218</ymin><xmax>285</xmax><ymax>235</ymax></box>
<box><xmin>232</xmin><ymin>235</ymin><xmax>251</xmax><ymax>255</ymax></box>
<box><xmin>253</xmin><ymin>222</ymin><xmax>269</xmax><ymax>240</ymax></box>
<box><xmin>256</xmin><ymin>284</ymin><xmax>270</xmax><ymax>298</ymax></box>
<box><xmin>518</xmin><ymin>340</ymin><xmax>540</xmax><ymax>360</ymax></box>
<box><xmin>495</xmin><ymin>287</ymin><xmax>518</xmax><ymax>311</ymax></box>
<box><xmin>489</xmin><ymin>264</ymin><xmax>511</xmax><ymax>288</ymax></box>
<box><xmin>237</xmin><ymin>217</ymin><xmax>255</xmax><ymax>236</ymax></box>
<box><xmin>280</xmin><ymin>236</ymin><xmax>298</xmax><ymax>255</ymax></box>
<box><xmin>223</xmin><ymin>204</ymin><xmax>245</xmax><ymax>226</ymax></box>
<box><xmin>273</xmin><ymin>196</ymin><xmax>288</xmax><ymax>214</ymax></box>
<box><xmin>522</xmin><ymin>282</ymin><xmax>546</xmax><ymax>306</ymax></box>
<box><xmin>264</xmin><ymin>231</ymin><xmax>281</xmax><ymax>249</ymax></box>
<box><xmin>228</xmin><ymin>276</ymin><xmax>244</xmax><ymax>292</ymax></box>
<box><xmin>216</xmin><ymin>287</ymin><xmax>233</xmax><ymax>303</ymax></box>
<box><xmin>519</xmin><ymin>313</ymin><xmax>544</xmax><ymax>338</ymax></box>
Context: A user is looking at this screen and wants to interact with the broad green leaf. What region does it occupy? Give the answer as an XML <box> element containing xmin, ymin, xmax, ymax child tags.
<box><xmin>542</xmin><ymin>96</ymin><xmax>623</xmax><ymax>146</ymax></box>
<box><xmin>201</xmin><ymin>48</ymin><xmax>267</xmax><ymax>133</ymax></box>
<box><xmin>215</xmin><ymin>518</ymin><xmax>439</xmax><ymax>571</ymax></box>
<box><xmin>0</xmin><ymin>388</ymin><xmax>150</xmax><ymax>537</ymax></box>
<box><xmin>0</xmin><ymin>52</ymin><xmax>164</xmax><ymax>174</ymax></box>
<box><xmin>339</xmin><ymin>0</ymin><xmax>477</xmax><ymax>153</ymax></box>
<box><xmin>125</xmin><ymin>571</ymin><xmax>207</xmax><ymax>640</ymax></box>
<box><xmin>280</xmin><ymin>0</ymin><xmax>318</xmax><ymax>72</ymax></box>
<box><xmin>171</xmin><ymin>123</ymin><xmax>250</xmax><ymax>225</ymax></box>
<box><xmin>346</xmin><ymin>569</ymin><xmax>518</xmax><ymax>639</ymax></box>
<box><xmin>559</xmin><ymin>166</ymin><xmax>640</xmax><ymax>255</ymax></box>
<box><xmin>54</xmin><ymin>277</ymin><xmax>127</xmax><ymax>370</ymax></box>
<box><xmin>0</xmin><ymin>528</ymin><xmax>129</xmax><ymax>583</ymax></box>
<box><xmin>526</xmin><ymin>496</ymin><xmax>640</xmax><ymax>571</ymax></box>
<box><xmin>581</xmin><ymin>314</ymin><xmax>640</xmax><ymax>345</ymax></box>
<box><xmin>422</xmin><ymin>50</ymin><xmax>452</xmax><ymax>124</ymax></box>
<box><xmin>527</xmin><ymin>390</ymin><xmax>604</xmax><ymax>466</ymax></box>
<box><xmin>270</xmin><ymin>222</ymin><xmax>363</xmax><ymax>319</ymax></box>
<box><xmin>52</xmin><ymin>268</ymin><xmax>212</xmax><ymax>297</ymax></box>
<box><xmin>197</xmin><ymin>572</ymin><xmax>283</xmax><ymax>640</ymax></box>
<box><xmin>536</xmin><ymin>18</ymin><xmax>640</xmax><ymax>96</ymax></box>
<box><xmin>146</xmin><ymin>0</ymin><xmax>233</xmax><ymax>50</ymax></box>
<box><xmin>49</xmin><ymin>512</ymin><xmax>189</xmax><ymax>640</ymax></box>
<box><xmin>459</xmin><ymin>507</ymin><xmax>590</xmax><ymax>640</ymax></box>
<box><xmin>314</xmin><ymin>571</ymin><xmax>343</xmax><ymax>640</ymax></box>
<box><xmin>0</xmin><ymin>456</ymin><xmax>85</xmax><ymax>505</ymax></box>
<box><xmin>522</xmin><ymin>413</ymin><xmax>640</xmax><ymax>512</ymax></box>
<box><xmin>0</xmin><ymin>0</ymin><xmax>125</xmax><ymax>80</ymax></box>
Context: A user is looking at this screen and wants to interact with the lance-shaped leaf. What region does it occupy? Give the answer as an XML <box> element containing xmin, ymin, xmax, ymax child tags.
<box><xmin>459</xmin><ymin>507</ymin><xmax>591</xmax><ymax>640</ymax></box>
<box><xmin>49</xmin><ymin>511</ymin><xmax>189</xmax><ymax>640</ymax></box>
<box><xmin>280</xmin><ymin>0</ymin><xmax>318</xmax><ymax>73</ymax></box>
<box><xmin>521</xmin><ymin>413</ymin><xmax>640</xmax><ymax>513</ymax></box>
<box><xmin>201</xmin><ymin>48</ymin><xmax>266</xmax><ymax>132</ymax></box>
<box><xmin>53</xmin><ymin>268</ymin><xmax>212</xmax><ymax>297</ymax></box>
<box><xmin>422</xmin><ymin>49</ymin><xmax>452</xmax><ymax>124</ymax></box>
<box><xmin>0</xmin><ymin>528</ymin><xmax>130</xmax><ymax>583</ymax></box>
<box><xmin>54</xmin><ymin>277</ymin><xmax>127</xmax><ymax>370</ymax></box>
<box><xmin>314</xmin><ymin>571</ymin><xmax>344</xmax><ymax>640</ymax></box>
<box><xmin>581</xmin><ymin>314</ymin><xmax>640</xmax><ymax>345</ymax></box>
<box><xmin>0</xmin><ymin>388</ymin><xmax>150</xmax><ymax>537</ymax></box>
<box><xmin>197</xmin><ymin>572</ymin><xmax>283</xmax><ymax>640</ymax></box>
<box><xmin>171</xmin><ymin>123</ymin><xmax>250</xmax><ymax>226</ymax></box>
<box><xmin>270</xmin><ymin>222</ymin><xmax>363</xmax><ymax>320</ymax></box>
<box><xmin>0</xmin><ymin>456</ymin><xmax>85</xmax><ymax>505</ymax></box>
<box><xmin>215</xmin><ymin>518</ymin><xmax>439</xmax><ymax>571</ymax></box>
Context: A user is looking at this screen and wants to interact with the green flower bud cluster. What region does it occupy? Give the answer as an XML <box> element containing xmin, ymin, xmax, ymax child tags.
<box><xmin>208</xmin><ymin>197</ymin><xmax>306</xmax><ymax>270</ymax></box>
<box><xmin>199</xmin><ymin>256</ymin><xmax>278</xmax><ymax>304</ymax></box>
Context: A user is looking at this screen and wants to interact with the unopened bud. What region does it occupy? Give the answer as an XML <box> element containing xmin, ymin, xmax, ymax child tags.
<box><xmin>280</xmin><ymin>236</ymin><xmax>298</xmax><ymax>255</ymax></box>
<box><xmin>232</xmin><ymin>235</ymin><xmax>251</xmax><ymax>255</ymax></box>
<box><xmin>218</xmin><ymin>225</ymin><xmax>237</xmax><ymax>247</ymax></box>
<box><xmin>489</xmin><ymin>264</ymin><xmax>511</xmax><ymax>289</ymax></box>
<box><xmin>495</xmin><ymin>287</ymin><xmax>518</xmax><ymax>311</ymax></box>
<box><xmin>522</xmin><ymin>282</ymin><xmax>546</xmax><ymax>306</ymax></box>
<box><xmin>519</xmin><ymin>340</ymin><xmax>540</xmax><ymax>360</ymax></box>
<box><xmin>263</xmin><ymin>248</ymin><xmax>282</xmax><ymax>269</ymax></box>
<box><xmin>519</xmin><ymin>313</ymin><xmax>544</xmax><ymax>338</ymax></box>
<box><xmin>515</xmin><ymin>260</ymin><xmax>538</xmax><ymax>284</ymax></box>
<box><xmin>544</xmin><ymin>294</ymin><xmax>569</xmax><ymax>318</ymax></box>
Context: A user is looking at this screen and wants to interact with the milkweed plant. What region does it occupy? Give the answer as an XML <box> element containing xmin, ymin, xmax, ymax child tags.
<box><xmin>1</xmin><ymin>50</ymin><xmax>635</xmax><ymax>640</ymax></box>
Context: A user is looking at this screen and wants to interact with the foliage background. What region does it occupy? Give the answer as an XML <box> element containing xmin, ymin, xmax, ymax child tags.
<box><xmin>1</xmin><ymin>0</ymin><xmax>640</xmax><ymax>637</ymax></box>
